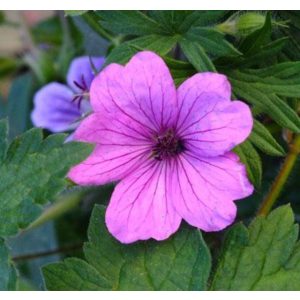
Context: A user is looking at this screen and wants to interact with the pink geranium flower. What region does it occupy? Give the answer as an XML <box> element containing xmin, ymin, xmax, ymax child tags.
<box><xmin>69</xmin><ymin>51</ymin><xmax>254</xmax><ymax>243</ymax></box>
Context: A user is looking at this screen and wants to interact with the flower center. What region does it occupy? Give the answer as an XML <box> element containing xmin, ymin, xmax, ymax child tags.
<box><xmin>152</xmin><ymin>129</ymin><xmax>185</xmax><ymax>161</ymax></box>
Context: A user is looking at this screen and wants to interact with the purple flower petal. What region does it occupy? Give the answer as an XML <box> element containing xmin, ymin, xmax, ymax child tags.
<box><xmin>31</xmin><ymin>82</ymin><xmax>81</xmax><ymax>132</ymax></box>
<box><xmin>105</xmin><ymin>160</ymin><xmax>182</xmax><ymax>243</ymax></box>
<box><xmin>67</xmin><ymin>56</ymin><xmax>105</xmax><ymax>93</ymax></box>
<box><xmin>68</xmin><ymin>113</ymin><xmax>152</xmax><ymax>185</ymax></box>
<box><xmin>171</xmin><ymin>152</ymin><xmax>253</xmax><ymax>231</ymax></box>
<box><xmin>176</xmin><ymin>74</ymin><xmax>253</xmax><ymax>157</ymax></box>
<box><xmin>90</xmin><ymin>51</ymin><xmax>177</xmax><ymax>132</ymax></box>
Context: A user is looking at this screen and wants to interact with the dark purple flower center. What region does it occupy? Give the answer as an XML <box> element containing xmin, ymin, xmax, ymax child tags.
<box><xmin>152</xmin><ymin>128</ymin><xmax>185</xmax><ymax>161</ymax></box>
<box><xmin>72</xmin><ymin>75</ymin><xmax>89</xmax><ymax>109</ymax></box>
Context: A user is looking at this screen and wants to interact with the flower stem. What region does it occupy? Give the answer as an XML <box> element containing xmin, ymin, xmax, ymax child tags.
<box><xmin>26</xmin><ymin>190</ymin><xmax>83</xmax><ymax>231</ymax></box>
<box><xmin>257</xmin><ymin>134</ymin><xmax>300</xmax><ymax>216</ymax></box>
<box><xmin>13</xmin><ymin>243</ymin><xmax>83</xmax><ymax>262</ymax></box>
<box><xmin>58</xmin><ymin>10</ymin><xmax>73</xmax><ymax>49</ymax></box>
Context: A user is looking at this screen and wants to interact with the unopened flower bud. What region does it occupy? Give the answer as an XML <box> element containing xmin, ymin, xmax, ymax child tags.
<box><xmin>235</xmin><ymin>13</ymin><xmax>266</xmax><ymax>36</ymax></box>
<box><xmin>216</xmin><ymin>13</ymin><xmax>267</xmax><ymax>37</ymax></box>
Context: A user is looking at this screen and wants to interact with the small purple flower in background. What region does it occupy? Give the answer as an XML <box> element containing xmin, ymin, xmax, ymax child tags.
<box><xmin>31</xmin><ymin>56</ymin><xmax>104</xmax><ymax>133</ymax></box>
<box><xmin>69</xmin><ymin>51</ymin><xmax>254</xmax><ymax>244</ymax></box>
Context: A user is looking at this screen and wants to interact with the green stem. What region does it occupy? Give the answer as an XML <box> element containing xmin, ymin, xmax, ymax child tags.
<box><xmin>13</xmin><ymin>243</ymin><xmax>83</xmax><ymax>262</ymax></box>
<box><xmin>257</xmin><ymin>134</ymin><xmax>300</xmax><ymax>216</ymax></box>
<box><xmin>27</xmin><ymin>190</ymin><xmax>83</xmax><ymax>230</ymax></box>
<box><xmin>58</xmin><ymin>11</ymin><xmax>72</xmax><ymax>48</ymax></box>
<box><xmin>82</xmin><ymin>12</ymin><xmax>120</xmax><ymax>46</ymax></box>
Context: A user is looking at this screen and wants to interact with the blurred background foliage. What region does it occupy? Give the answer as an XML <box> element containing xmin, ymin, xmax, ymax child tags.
<box><xmin>1</xmin><ymin>10</ymin><xmax>300</xmax><ymax>290</ymax></box>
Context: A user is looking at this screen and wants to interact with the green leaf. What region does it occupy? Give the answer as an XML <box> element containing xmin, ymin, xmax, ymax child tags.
<box><xmin>218</xmin><ymin>37</ymin><xmax>288</xmax><ymax>69</ymax></box>
<box><xmin>179</xmin><ymin>11</ymin><xmax>227</xmax><ymax>32</ymax></box>
<box><xmin>96</xmin><ymin>11</ymin><xmax>166</xmax><ymax>36</ymax></box>
<box><xmin>43</xmin><ymin>257</ymin><xmax>110</xmax><ymax>291</ymax></box>
<box><xmin>147</xmin><ymin>11</ymin><xmax>227</xmax><ymax>34</ymax></box>
<box><xmin>0</xmin><ymin>239</ymin><xmax>17</xmax><ymax>291</ymax></box>
<box><xmin>164</xmin><ymin>56</ymin><xmax>195</xmax><ymax>86</ymax></box>
<box><xmin>180</xmin><ymin>38</ymin><xmax>216</xmax><ymax>72</ymax></box>
<box><xmin>106</xmin><ymin>34</ymin><xmax>179</xmax><ymax>65</ymax></box>
<box><xmin>0</xmin><ymin>120</ymin><xmax>94</xmax><ymax>237</ymax></box>
<box><xmin>180</xmin><ymin>24</ymin><xmax>240</xmax><ymax>72</ymax></box>
<box><xmin>6</xmin><ymin>73</ymin><xmax>34</xmax><ymax>139</ymax></box>
<box><xmin>186</xmin><ymin>27</ymin><xmax>241</xmax><ymax>58</ymax></box>
<box><xmin>249</xmin><ymin>120</ymin><xmax>285</xmax><ymax>156</ymax></box>
<box><xmin>148</xmin><ymin>11</ymin><xmax>193</xmax><ymax>34</ymax></box>
<box><xmin>239</xmin><ymin>12</ymin><xmax>272</xmax><ymax>55</ymax></box>
<box><xmin>211</xmin><ymin>205</ymin><xmax>300</xmax><ymax>290</ymax></box>
<box><xmin>243</xmin><ymin>38</ymin><xmax>288</xmax><ymax>67</ymax></box>
<box><xmin>234</xmin><ymin>140</ymin><xmax>262</xmax><ymax>188</ymax></box>
<box><xmin>229</xmin><ymin>71</ymin><xmax>300</xmax><ymax>132</ymax></box>
<box><xmin>248</xmin><ymin>61</ymin><xmax>300</xmax><ymax>78</ymax></box>
<box><xmin>43</xmin><ymin>205</ymin><xmax>211</xmax><ymax>291</ymax></box>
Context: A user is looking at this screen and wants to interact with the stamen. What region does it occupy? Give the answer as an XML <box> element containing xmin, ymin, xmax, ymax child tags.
<box><xmin>151</xmin><ymin>128</ymin><xmax>185</xmax><ymax>161</ymax></box>
<box><xmin>72</xmin><ymin>74</ymin><xmax>90</xmax><ymax>110</ymax></box>
<box><xmin>81</xmin><ymin>74</ymin><xmax>88</xmax><ymax>91</ymax></box>
<box><xmin>72</xmin><ymin>95</ymin><xmax>84</xmax><ymax>109</ymax></box>
<box><xmin>73</xmin><ymin>75</ymin><xmax>89</xmax><ymax>92</ymax></box>
<box><xmin>73</xmin><ymin>80</ymin><xmax>85</xmax><ymax>90</ymax></box>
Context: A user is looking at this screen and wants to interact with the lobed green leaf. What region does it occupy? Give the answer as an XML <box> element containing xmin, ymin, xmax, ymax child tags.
<box><xmin>43</xmin><ymin>205</ymin><xmax>211</xmax><ymax>291</ymax></box>
<box><xmin>0</xmin><ymin>120</ymin><xmax>94</xmax><ymax>237</ymax></box>
<box><xmin>211</xmin><ymin>205</ymin><xmax>300</xmax><ymax>290</ymax></box>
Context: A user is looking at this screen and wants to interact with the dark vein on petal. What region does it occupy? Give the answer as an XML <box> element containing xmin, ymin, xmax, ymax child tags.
<box><xmin>174</xmin><ymin>158</ymin><xmax>194</xmax><ymax>213</ymax></box>
<box><xmin>185</xmin><ymin>138</ymin><xmax>227</xmax><ymax>143</ymax></box>
<box><xmin>104</xmin><ymin>76</ymin><xmax>157</xmax><ymax>134</ymax></box>
<box><xmin>160</xmin><ymin>80</ymin><xmax>165</xmax><ymax>129</ymax></box>
<box><xmin>114</xmin><ymin>117</ymin><xmax>152</xmax><ymax>140</ymax></box>
<box><xmin>137</xmin><ymin>161</ymin><xmax>165</xmax><ymax>231</ymax></box>
<box><xmin>124</xmin><ymin>163</ymin><xmax>161</xmax><ymax>229</ymax></box>
<box><xmin>181</xmin><ymin>125</ymin><xmax>229</xmax><ymax>138</ymax></box>
<box><xmin>175</xmin><ymin>92</ymin><xmax>203</xmax><ymax>132</ymax></box>
<box><xmin>177</xmin><ymin>101</ymin><xmax>219</xmax><ymax>136</ymax></box>
<box><xmin>177</xmin><ymin>156</ymin><xmax>214</xmax><ymax>211</ymax></box>
<box><xmin>184</xmin><ymin>151</ymin><xmax>239</xmax><ymax>185</ymax></box>
<box><xmin>99</xmin><ymin>143</ymin><xmax>151</xmax><ymax>147</ymax></box>
<box><xmin>146</xmin><ymin>74</ymin><xmax>161</xmax><ymax>130</ymax></box>
<box><xmin>130</xmin><ymin>78</ymin><xmax>160</xmax><ymax>132</ymax></box>
<box><xmin>81</xmin><ymin>149</ymin><xmax>149</xmax><ymax>178</ymax></box>
<box><xmin>182</xmin><ymin>153</ymin><xmax>231</xmax><ymax>193</ymax></box>
<box><xmin>84</xmin><ymin>127</ymin><xmax>151</xmax><ymax>143</ymax></box>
